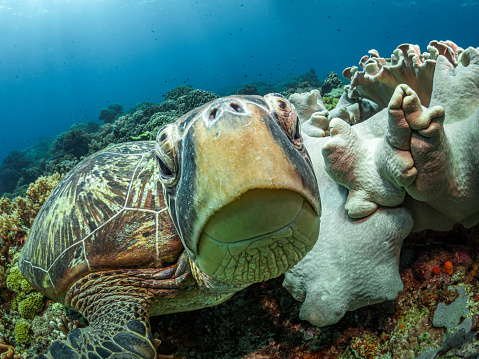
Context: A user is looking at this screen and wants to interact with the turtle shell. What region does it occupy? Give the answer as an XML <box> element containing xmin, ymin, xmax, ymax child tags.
<box><xmin>18</xmin><ymin>141</ymin><xmax>183</xmax><ymax>304</ymax></box>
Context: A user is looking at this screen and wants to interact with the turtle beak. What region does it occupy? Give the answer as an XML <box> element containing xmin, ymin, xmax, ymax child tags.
<box><xmin>174</xmin><ymin>96</ymin><xmax>320</xmax><ymax>287</ymax></box>
<box><xmin>196</xmin><ymin>188</ymin><xmax>319</xmax><ymax>285</ymax></box>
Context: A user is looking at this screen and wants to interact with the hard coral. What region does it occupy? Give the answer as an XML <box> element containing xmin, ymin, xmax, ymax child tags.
<box><xmin>98</xmin><ymin>103</ymin><xmax>123</xmax><ymax>123</ymax></box>
<box><xmin>281</xmin><ymin>71</ymin><xmax>321</xmax><ymax>93</ymax></box>
<box><xmin>1</xmin><ymin>173</ymin><xmax>61</xmax><ymax>283</ymax></box>
<box><xmin>164</xmin><ymin>85</ymin><xmax>194</xmax><ymax>101</ymax></box>
<box><xmin>0</xmin><ymin>151</ymin><xmax>33</xmax><ymax>195</ymax></box>
<box><xmin>14</xmin><ymin>319</ymin><xmax>31</xmax><ymax>345</ymax></box>
<box><xmin>236</xmin><ymin>83</ymin><xmax>259</xmax><ymax>95</ymax></box>
<box><xmin>322</xmin><ymin>97</ymin><xmax>339</xmax><ymax>111</ymax></box>
<box><xmin>321</xmin><ymin>71</ymin><xmax>343</xmax><ymax>96</ymax></box>
<box><xmin>51</xmin><ymin>129</ymin><xmax>90</xmax><ymax>159</ymax></box>
<box><xmin>6</xmin><ymin>265</ymin><xmax>33</xmax><ymax>296</ymax></box>
<box><xmin>146</xmin><ymin>111</ymin><xmax>178</xmax><ymax>134</ymax></box>
<box><xmin>156</xmin><ymin>99</ymin><xmax>178</xmax><ymax>113</ymax></box>
<box><xmin>0</xmin><ymin>173</ymin><xmax>63</xmax><ymax>252</ymax></box>
<box><xmin>177</xmin><ymin>89</ymin><xmax>219</xmax><ymax>115</ymax></box>
<box><xmin>18</xmin><ymin>292</ymin><xmax>44</xmax><ymax>320</ymax></box>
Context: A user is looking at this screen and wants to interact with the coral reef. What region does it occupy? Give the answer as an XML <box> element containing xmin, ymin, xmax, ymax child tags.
<box><xmin>285</xmin><ymin>40</ymin><xmax>479</xmax><ymax>330</ymax></box>
<box><xmin>164</xmin><ymin>85</ymin><xmax>194</xmax><ymax>101</ymax></box>
<box><xmin>0</xmin><ymin>151</ymin><xmax>33</xmax><ymax>196</ymax></box>
<box><xmin>0</xmin><ymin>46</ymin><xmax>477</xmax><ymax>357</ymax></box>
<box><xmin>0</xmin><ymin>173</ymin><xmax>62</xmax><ymax>273</ymax></box>
<box><xmin>0</xmin><ymin>181</ymin><xmax>76</xmax><ymax>356</ymax></box>
<box><xmin>281</xmin><ymin>70</ymin><xmax>321</xmax><ymax>93</ymax></box>
<box><xmin>6</xmin><ymin>265</ymin><xmax>33</xmax><ymax>297</ymax></box>
<box><xmin>321</xmin><ymin>71</ymin><xmax>343</xmax><ymax>96</ymax></box>
<box><xmin>0</xmin><ymin>86</ymin><xmax>221</xmax><ymax>198</ymax></box>
<box><xmin>144</xmin><ymin>233</ymin><xmax>478</xmax><ymax>358</ymax></box>
<box><xmin>226</xmin><ymin>70</ymin><xmax>339</xmax><ymax>99</ymax></box>
<box><xmin>176</xmin><ymin>88</ymin><xmax>219</xmax><ymax>114</ymax></box>
<box><xmin>146</xmin><ymin>111</ymin><xmax>178</xmax><ymax>135</ymax></box>
<box><xmin>98</xmin><ymin>103</ymin><xmax>123</xmax><ymax>123</ymax></box>
<box><xmin>51</xmin><ymin>128</ymin><xmax>90</xmax><ymax>160</ymax></box>
<box><xmin>236</xmin><ymin>83</ymin><xmax>259</xmax><ymax>95</ymax></box>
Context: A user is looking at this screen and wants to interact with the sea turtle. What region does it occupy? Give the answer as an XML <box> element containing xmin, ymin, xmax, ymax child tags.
<box><xmin>18</xmin><ymin>93</ymin><xmax>321</xmax><ymax>359</ymax></box>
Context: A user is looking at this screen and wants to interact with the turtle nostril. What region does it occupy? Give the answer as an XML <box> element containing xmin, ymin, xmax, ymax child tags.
<box><xmin>209</xmin><ymin>108</ymin><xmax>218</xmax><ymax>120</ymax></box>
<box><xmin>230</xmin><ymin>102</ymin><xmax>244</xmax><ymax>113</ymax></box>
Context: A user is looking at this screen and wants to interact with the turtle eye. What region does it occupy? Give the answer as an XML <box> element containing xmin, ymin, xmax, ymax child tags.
<box><xmin>264</xmin><ymin>93</ymin><xmax>304</xmax><ymax>150</ymax></box>
<box><xmin>155</xmin><ymin>124</ymin><xmax>179</xmax><ymax>187</ymax></box>
<box><xmin>290</xmin><ymin>111</ymin><xmax>304</xmax><ymax>151</ymax></box>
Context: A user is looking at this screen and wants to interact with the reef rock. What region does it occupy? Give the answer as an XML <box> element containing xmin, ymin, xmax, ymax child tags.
<box><xmin>285</xmin><ymin>41</ymin><xmax>479</xmax><ymax>326</ymax></box>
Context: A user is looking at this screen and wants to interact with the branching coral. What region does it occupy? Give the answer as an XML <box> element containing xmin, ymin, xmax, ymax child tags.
<box><xmin>285</xmin><ymin>40</ymin><xmax>479</xmax><ymax>327</ymax></box>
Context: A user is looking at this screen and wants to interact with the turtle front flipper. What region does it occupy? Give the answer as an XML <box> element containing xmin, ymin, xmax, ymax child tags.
<box><xmin>35</xmin><ymin>266</ymin><xmax>191</xmax><ymax>359</ymax></box>
<box><xmin>35</xmin><ymin>318</ymin><xmax>156</xmax><ymax>359</ymax></box>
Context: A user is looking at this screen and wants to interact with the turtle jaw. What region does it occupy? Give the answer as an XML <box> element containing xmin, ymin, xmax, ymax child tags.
<box><xmin>195</xmin><ymin>189</ymin><xmax>320</xmax><ymax>286</ymax></box>
<box><xmin>166</xmin><ymin>94</ymin><xmax>321</xmax><ymax>286</ymax></box>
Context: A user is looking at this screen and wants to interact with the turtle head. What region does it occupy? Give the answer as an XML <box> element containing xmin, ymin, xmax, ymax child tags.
<box><xmin>155</xmin><ymin>94</ymin><xmax>320</xmax><ymax>288</ymax></box>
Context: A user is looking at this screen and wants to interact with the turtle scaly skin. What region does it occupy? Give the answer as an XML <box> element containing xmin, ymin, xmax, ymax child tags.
<box><xmin>19</xmin><ymin>94</ymin><xmax>321</xmax><ymax>358</ymax></box>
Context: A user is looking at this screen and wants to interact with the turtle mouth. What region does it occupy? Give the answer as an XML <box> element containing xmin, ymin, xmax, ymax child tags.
<box><xmin>195</xmin><ymin>189</ymin><xmax>319</xmax><ymax>285</ymax></box>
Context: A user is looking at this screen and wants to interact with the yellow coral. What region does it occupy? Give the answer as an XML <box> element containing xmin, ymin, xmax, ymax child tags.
<box><xmin>0</xmin><ymin>173</ymin><xmax>63</xmax><ymax>242</ymax></box>
<box><xmin>6</xmin><ymin>265</ymin><xmax>34</xmax><ymax>296</ymax></box>
<box><xmin>0</xmin><ymin>197</ymin><xmax>11</xmax><ymax>214</ymax></box>
<box><xmin>14</xmin><ymin>318</ymin><xmax>31</xmax><ymax>345</ymax></box>
<box><xmin>15</xmin><ymin>172</ymin><xmax>64</xmax><ymax>226</ymax></box>
<box><xmin>18</xmin><ymin>292</ymin><xmax>44</xmax><ymax>319</ymax></box>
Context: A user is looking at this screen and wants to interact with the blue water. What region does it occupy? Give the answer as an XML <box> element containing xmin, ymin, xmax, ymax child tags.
<box><xmin>0</xmin><ymin>0</ymin><xmax>477</xmax><ymax>163</ymax></box>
